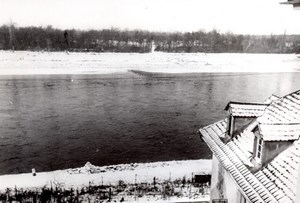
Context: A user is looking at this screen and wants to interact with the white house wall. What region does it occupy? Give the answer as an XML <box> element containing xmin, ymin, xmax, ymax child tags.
<box><xmin>210</xmin><ymin>154</ymin><xmax>250</xmax><ymax>203</ymax></box>
<box><xmin>210</xmin><ymin>154</ymin><xmax>221</xmax><ymax>202</ymax></box>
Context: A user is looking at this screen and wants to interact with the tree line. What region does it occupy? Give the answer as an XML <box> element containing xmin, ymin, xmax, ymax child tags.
<box><xmin>0</xmin><ymin>25</ymin><xmax>299</xmax><ymax>53</ymax></box>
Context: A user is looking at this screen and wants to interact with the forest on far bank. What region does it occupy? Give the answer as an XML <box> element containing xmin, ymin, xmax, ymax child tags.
<box><xmin>1</xmin><ymin>25</ymin><xmax>300</xmax><ymax>53</ymax></box>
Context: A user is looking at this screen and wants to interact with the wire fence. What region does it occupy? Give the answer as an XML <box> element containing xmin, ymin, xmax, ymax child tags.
<box><xmin>0</xmin><ymin>176</ymin><xmax>210</xmax><ymax>203</ymax></box>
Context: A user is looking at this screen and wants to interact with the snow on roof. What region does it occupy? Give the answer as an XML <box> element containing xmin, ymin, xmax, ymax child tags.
<box><xmin>199</xmin><ymin>90</ymin><xmax>300</xmax><ymax>203</ymax></box>
<box><xmin>200</xmin><ymin>120</ymin><xmax>282</xmax><ymax>203</ymax></box>
<box><xmin>225</xmin><ymin>102</ymin><xmax>268</xmax><ymax>117</ymax></box>
<box><xmin>255</xmin><ymin>139</ymin><xmax>300</xmax><ymax>202</ymax></box>
<box><xmin>258</xmin><ymin>123</ymin><xmax>300</xmax><ymax>141</ymax></box>
<box><xmin>258</xmin><ymin>91</ymin><xmax>300</xmax><ymax>124</ymax></box>
<box><xmin>264</xmin><ymin>94</ymin><xmax>280</xmax><ymax>104</ymax></box>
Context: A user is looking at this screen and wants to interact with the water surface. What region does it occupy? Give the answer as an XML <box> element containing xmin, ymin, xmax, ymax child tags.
<box><xmin>0</xmin><ymin>72</ymin><xmax>299</xmax><ymax>175</ymax></box>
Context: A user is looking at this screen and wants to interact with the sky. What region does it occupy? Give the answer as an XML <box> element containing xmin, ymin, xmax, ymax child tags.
<box><xmin>0</xmin><ymin>0</ymin><xmax>300</xmax><ymax>35</ymax></box>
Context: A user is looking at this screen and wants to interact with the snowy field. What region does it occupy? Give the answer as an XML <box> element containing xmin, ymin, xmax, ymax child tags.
<box><xmin>0</xmin><ymin>160</ymin><xmax>211</xmax><ymax>191</ymax></box>
<box><xmin>0</xmin><ymin>160</ymin><xmax>212</xmax><ymax>202</ymax></box>
<box><xmin>0</xmin><ymin>51</ymin><xmax>299</xmax><ymax>75</ymax></box>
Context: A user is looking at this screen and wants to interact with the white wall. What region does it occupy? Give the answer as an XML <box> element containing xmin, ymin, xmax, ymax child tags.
<box><xmin>223</xmin><ymin>169</ymin><xmax>240</xmax><ymax>203</ymax></box>
<box><xmin>210</xmin><ymin>154</ymin><xmax>222</xmax><ymax>201</ymax></box>
<box><xmin>210</xmin><ymin>154</ymin><xmax>247</xmax><ymax>203</ymax></box>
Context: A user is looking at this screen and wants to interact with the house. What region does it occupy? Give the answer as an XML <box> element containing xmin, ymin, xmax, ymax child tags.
<box><xmin>198</xmin><ymin>90</ymin><xmax>300</xmax><ymax>203</ymax></box>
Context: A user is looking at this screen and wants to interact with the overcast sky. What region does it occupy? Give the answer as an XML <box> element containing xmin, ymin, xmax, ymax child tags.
<box><xmin>0</xmin><ymin>0</ymin><xmax>299</xmax><ymax>35</ymax></box>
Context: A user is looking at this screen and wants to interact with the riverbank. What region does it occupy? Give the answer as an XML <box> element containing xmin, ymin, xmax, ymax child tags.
<box><xmin>0</xmin><ymin>160</ymin><xmax>211</xmax><ymax>191</ymax></box>
<box><xmin>0</xmin><ymin>51</ymin><xmax>299</xmax><ymax>75</ymax></box>
<box><xmin>0</xmin><ymin>160</ymin><xmax>211</xmax><ymax>202</ymax></box>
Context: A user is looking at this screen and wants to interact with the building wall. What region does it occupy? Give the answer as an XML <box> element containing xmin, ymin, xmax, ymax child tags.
<box><xmin>252</xmin><ymin>131</ymin><xmax>293</xmax><ymax>169</ymax></box>
<box><xmin>223</xmin><ymin>168</ymin><xmax>240</xmax><ymax>203</ymax></box>
<box><xmin>210</xmin><ymin>154</ymin><xmax>249</xmax><ymax>203</ymax></box>
<box><xmin>210</xmin><ymin>154</ymin><xmax>222</xmax><ymax>201</ymax></box>
<box><xmin>228</xmin><ymin>116</ymin><xmax>254</xmax><ymax>137</ymax></box>
<box><xmin>233</xmin><ymin>117</ymin><xmax>254</xmax><ymax>136</ymax></box>
<box><xmin>262</xmin><ymin>141</ymin><xmax>293</xmax><ymax>167</ymax></box>
<box><xmin>210</xmin><ymin>154</ymin><xmax>252</xmax><ymax>203</ymax></box>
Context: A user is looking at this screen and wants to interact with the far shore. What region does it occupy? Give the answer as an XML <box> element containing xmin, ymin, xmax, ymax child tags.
<box><xmin>0</xmin><ymin>51</ymin><xmax>298</xmax><ymax>75</ymax></box>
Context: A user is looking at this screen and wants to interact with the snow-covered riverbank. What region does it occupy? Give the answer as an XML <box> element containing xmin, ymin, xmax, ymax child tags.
<box><xmin>0</xmin><ymin>51</ymin><xmax>299</xmax><ymax>75</ymax></box>
<box><xmin>0</xmin><ymin>160</ymin><xmax>211</xmax><ymax>191</ymax></box>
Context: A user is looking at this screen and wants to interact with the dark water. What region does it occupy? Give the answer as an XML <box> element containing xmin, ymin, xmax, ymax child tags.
<box><xmin>0</xmin><ymin>72</ymin><xmax>300</xmax><ymax>175</ymax></box>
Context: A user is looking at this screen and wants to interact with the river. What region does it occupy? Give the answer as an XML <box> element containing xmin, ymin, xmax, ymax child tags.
<box><xmin>0</xmin><ymin>52</ymin><xmax>299</xmax><ymax>174</ymax></box>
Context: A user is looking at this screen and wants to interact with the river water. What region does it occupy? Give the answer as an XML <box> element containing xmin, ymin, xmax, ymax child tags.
<box><xmin>0</xmin><ymin>53</ymin><xmax>300</xmax><ymax>175</ymax></box>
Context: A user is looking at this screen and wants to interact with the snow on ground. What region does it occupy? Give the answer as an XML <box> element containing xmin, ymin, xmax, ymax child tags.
<box><xmin>0</xmin><ymin>51</ymin><xmax>299</xmax><ymax>75</ymax></box>
<box><xmin>0</xmin><ymin>160</ymin><xmax>211</xmax><ymax>191</ymax></box>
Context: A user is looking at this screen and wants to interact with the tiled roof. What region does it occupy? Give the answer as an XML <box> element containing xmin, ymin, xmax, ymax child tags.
<box><xmin>255</xmin><ymin>139</ymin><xmax>300</xmax><ymax>202</ymax></box>
<box><xmin>225</xmin><ymin>102</ymin><xmax>268</xmax><ymax>117</ymax></box>
<box><xmin>200</xmin><ymin>121</ymin><xmax>282</xmax><ymax>203</ymax></box>
<box><xmin>199</xmin><ymin>90</ymin><xmax>300</xmax><ymax>203</ymax></box>
<box><xmin>264</xmin><ymin>94</ymin><xmax>280</xmax><ymax>104</ymax></box>
<box><xmin>258</xmin><ymin>123</ymin><xmax>300</xmax><ymax>141</ymax></box>
<box><xmin>258</xmin><ymin>91</ymin><xmax>300</xmax><ymax>123</ymax></box>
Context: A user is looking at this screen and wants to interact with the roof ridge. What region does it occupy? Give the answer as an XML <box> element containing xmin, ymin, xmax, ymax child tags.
<box><xmin>224</xmin><ymin>102</ymin><xmax>269</xmax><ymax>110</ymax></box>
<box><xmin>282</xmin><ymin>89</ymin><xmax>300</xmax><ymax>98</ymax></box>
<box><xmin>227</xmin><ymin>101</ymin><xmax>269</xmax><ymax>105</ymax></box>
<box><xmin>258</xmin><ymin>122</ymin><xmax>300</xmax><ymax>125</ymax></box>
<box><xmin>270</xmin><ymin>94</ymin><xmax>280</xmax><ymax>98</ymax></box>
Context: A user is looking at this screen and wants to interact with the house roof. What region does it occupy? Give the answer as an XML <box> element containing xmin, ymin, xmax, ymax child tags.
<box><xmin>225</xmin><ymin>102</ymin><xmax>268</xmax><ymax>117</ymax></box>
<box><xmin>199</xmin><ymin>90</ymin><xmax>300</xmax><ymax>203</ymax></box>
<box><xmin>258</xmin><ymin>123</ymin><xmax>300</xmax><ymax>141</ymax></box>
<box><xmin>258</xmin><ymin>92</ymin><xmax>300</xmax><ymax>124</ymax></box>
<box><xmin>264</xmin><ymin>94</ymin><xmax>281</xmax><ymax>105</ymax></box>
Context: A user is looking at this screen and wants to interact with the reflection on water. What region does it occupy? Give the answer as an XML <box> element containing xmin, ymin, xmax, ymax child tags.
<box><xmin>0</xmin><ymin>72</ymin><xmax>299</xmax><ymax>174</ymax></box>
